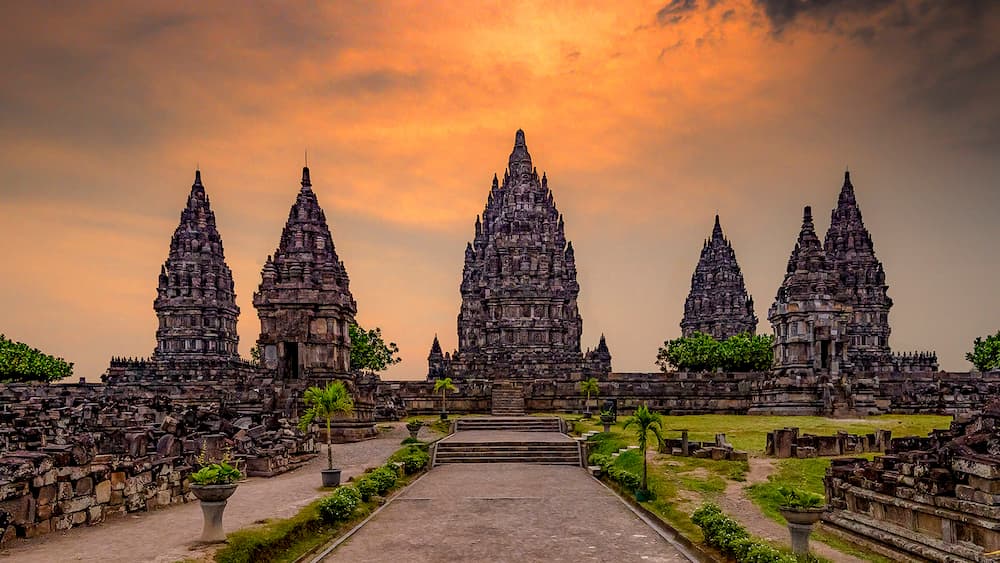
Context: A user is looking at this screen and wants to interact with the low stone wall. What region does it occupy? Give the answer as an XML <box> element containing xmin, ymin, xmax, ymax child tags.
<box><xmin>374</xmin><ymin>370</ymin><xmax>1000</xmax><ymax>418</ymax></box>
<box><xmin>823</xmin><ymin>400</ymin><xmax>1000</xmax><ymax>562</ymax></box>
<box><xmin>765</xmin><ymin>427</ymin><xmax>891</xmax><ymax>458</ymax></box>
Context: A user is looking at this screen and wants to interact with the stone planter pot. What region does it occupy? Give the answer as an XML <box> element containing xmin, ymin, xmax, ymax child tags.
<box><xmin>440</xmin><ymin>412</ymin><xmax>448</xmax><ymax>421</ymax></box>
<box><xmin>321</xmin><ymin>468</ymin><xmax>342</xmax><ymax>487</ymax></box>
<box><xmin>600</xmin><ymin>415</ymin><xmax>614</xmax><ymax>433</ymax></box>
<box><xmin>635</xmin><ymin>489</ymin><xmax>652</xmax><ymax>502</ymax></box>
<box><xmin>779</xmin><ymin>507</ymin><xmax>825</xmax><ymax>555</ymax></box>
<box><xmin>406</xmin><ymin>422</ymin><xmax>423</xmax><ymax>440</ymax></box>
<box><xmin>190</xmin><ymin>484</ymin><xmax>238</xmax><ymax>543</ymax></box>
<box><xmin>582</xmin><ymin>410</ymin><xmax>592</xmax><ymax>420</ymax></box>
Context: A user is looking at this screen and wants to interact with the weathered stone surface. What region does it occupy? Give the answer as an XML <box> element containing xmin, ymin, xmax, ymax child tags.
<box><xmin>254</xmin><ymin>166</ymin><xmax>356</xmax><ymax>381</ymax></box>
<box><xmin>152</xmin><ymin>170</ymin><xmax>240</xmax><ymax>360</ymax></box>
<box><xmin>681</xmin><ymin>215</ymin><xmax>757</xmax><ymax>339</ymax></box>
<box><xmin>427</xmin><ymin>130</ymin><xmax>611</xmax><ymax>381</ymax></box>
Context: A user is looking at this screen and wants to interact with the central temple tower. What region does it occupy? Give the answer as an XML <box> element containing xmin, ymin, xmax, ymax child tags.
<box><xmin>428</xmin><ymin>130</ymin><xmax>611</xmax><ymax>380</ymax></box>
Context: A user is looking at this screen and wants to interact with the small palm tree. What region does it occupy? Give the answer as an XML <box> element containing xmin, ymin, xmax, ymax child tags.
<box><xmin>299</xmin><ymin>381</ymin><xmax>354</xmax><ymax>470</ymax></box>
<box><xmin>434</xmin><ymin>377</ymin><xmax>457</xmax><ymax>420</ymax></box>
<box><xmin>623</xmin><ymin>404</ymin><xmax>664</xmax><ymax>495</ymax></box>
<box><xmin>580</xmin><ymin>377</ymin><xmax>600</xmax><ymax>416</ymax></box>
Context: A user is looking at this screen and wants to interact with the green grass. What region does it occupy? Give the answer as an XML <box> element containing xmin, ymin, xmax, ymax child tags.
<box><xmin>747</xmin><ymin>458</ymin><xmax>830</xmax><ymax>523</ymax></box>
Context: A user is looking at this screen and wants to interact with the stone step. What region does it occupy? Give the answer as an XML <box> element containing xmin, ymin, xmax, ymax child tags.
<box><xmin>434</xmin><ymin>457</ymin><xmax>581</xmax><ymax>465</ymax></box>
<box><xmin>437</xmin><ymin>444</ymin><xmax>579</xmax><ymax>452</ymax></box>
<box><xmin>436</xmin><ymin>450</ymin><xmax>580</xmax><ymax>459</ymax></box>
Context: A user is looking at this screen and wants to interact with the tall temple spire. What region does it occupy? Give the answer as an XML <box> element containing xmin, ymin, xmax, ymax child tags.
<box><xmin>434</xmin><ymin>129</ymin><xmax>609</xmax><ymax>380</ymax></box>
<box><xmin>681</xmin><ymin>215</ymin><xmax>757</xmax><ymax>339</ymax></box>
<box><xmin>254</xmin><ymin>167</ymin><xmax>357</xmax><ymax>380</ymax></box>
<box><xmin>824</xmin><ymin>169</ymin><xmax>893</xmax><ymax>371</ymax></box>
<box><xmin>153</xmin><ymin>169</ymin><xmax>240</xmax><ymax>360</ymax></box>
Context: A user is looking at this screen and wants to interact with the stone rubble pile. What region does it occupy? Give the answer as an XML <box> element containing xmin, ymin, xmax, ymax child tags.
<box><xmin>765</xmin><ymin>427</ymin><xmax>892</xmax><ymax>458</ymax></box>
<box><xmin>823</xmin><ymin>399</ymin><xmax>1000</xmax><ymax>562</ymax></box>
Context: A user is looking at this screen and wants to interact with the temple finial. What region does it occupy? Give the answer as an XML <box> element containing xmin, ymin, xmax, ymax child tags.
<box><xmin>194</xmin><ymin>169</ymin><xmax>202</xmax><ymax>187</ymax></box>
<box><xmin>803</xmin><ymin>205</ymin><xmax>813</xmax><ymax>225</ymax></box>
<box><xmin>712</xmin><ymin>214</ymin><xmax>723</xmax><ymax>240</ymax></box>
<box><xmin>301</xmin><ymin>166</ymin><xmax>312</xmax><ymax>190</ymax></box>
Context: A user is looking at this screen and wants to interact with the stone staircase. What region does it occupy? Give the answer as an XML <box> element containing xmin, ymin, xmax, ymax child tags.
<box><xmin>490</xmin><ymin>383</ymin><xmax>526</xmax><ymax>415</ymax></box>
<box><xmin>433</xmin><ymin>417</ymin><xmax>581</xmax><ymax>466</ymax></box>
<box><xmin>455</xmin><ymin>417</ymin><xmax>561</xmax><ymax>432</ymax></box>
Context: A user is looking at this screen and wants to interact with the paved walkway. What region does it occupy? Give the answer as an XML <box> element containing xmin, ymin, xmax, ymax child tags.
<box><xmin>0</xmin><ymin>423</ymin><xmax>413</xmax><ymax>563</ymax></box>
<box><xmin>321</xmin><ymin>463</ymin><xmax>691</xmax><ymax>562</ymax></box>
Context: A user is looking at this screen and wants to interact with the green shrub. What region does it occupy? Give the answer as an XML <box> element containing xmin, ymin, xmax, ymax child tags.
<box><xmin>369</xmin><ymin>466</ymin><xmax>397</xmax><ymax>494</ymax></box>
<box><xmin>400</xmin><ymin>437</ymin><xmax>422</xmax><ymax>445</ymax></box>
<box><xmin>387</xmin><ymin>444</ymin><xmax>430</xmax><ymax>475</ymax></box>
<box><xmin>610</xmin><ymin>467</ymin><xmax>641</xmax><ymax>491</ymax></box>
<box><xmin>355</xmin><ymin>477</ymin><xmax>379</xmax><ymax>502</ymax></box>
<box><xmin>691</xmin><ymin>503</ymin><xmax>795</xmax><ymax>563</ymax></box>
<box><xmin>588</xmin><ymin>453</ymin><xmax>612</xmax><ymax>468</ymax></box>
<box><xmin>318</xmin><ymin>487</ymin><xmax>361</xmax><ymax>523</ymax></box>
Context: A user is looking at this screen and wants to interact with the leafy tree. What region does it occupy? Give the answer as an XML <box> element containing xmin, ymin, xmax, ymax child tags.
<box><xmin>656</xmin><ymin>332</ymin><xmax>773</xmax><ymax>372</ymax></box>
<box><xmin>434</xmin><ymin>377</ymin><xmax>457</xmax><ymax>419</ymax></box>
<box><xmin>718</xmin><ymin>333</ymin><xmax>774</xmax><ymax>372</ymax></box>
<box><xmin>656</xmin><ymin>332</ymin><xmax>720</xmax><ymax>372</ymax></box>
<box><xmin>580</xmin><ymin>377</ymin><xmax>599</xmax><ymax>415</ymax></box>
<box><xmin>967</xmin><ymin>331</ymin><xmax>1000</xmax><ymax>372</ymax></box>
<box><xmin>299</xmin><ymin>381</ymin><xmax>354</xmax><ymax>470</ymax></box>
<box><xmin>249</xmin><ymin>344</ymin><xmax>263</xmax><ymax>366</ymax></box>
<box><xmin>349</xmin><ymin>324</ymin><xmax>401</xmax><ymax>374</ymax></box>
<box><xmin>623</xmin><ymin>405</ymin><xmax>663</xmax><ymax>494</ymax></box>
<box><xmin>0</xmin><ymin>334</ymin><xmax>73</xmax><ymax>383</ymax></box>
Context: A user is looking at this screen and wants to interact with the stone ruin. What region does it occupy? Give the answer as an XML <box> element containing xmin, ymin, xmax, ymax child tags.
<box><xmin>823</xmin><ymin>399</ymin><xmax>1000</xmax><ymax>562</ymax></box>
<box><xmin>660</xmin><ymin>430</ymin><xmax>749</xmax><ymax>462</ymax></box>
<box><xmin>0</xmin><ymin>167</ymin><xmax>378</xmax><ymax>546</ymax></box>
<box><xmin>765</xmin><ymin>427</ymin><xmax>892</xmax><ymax>459</ymax></box>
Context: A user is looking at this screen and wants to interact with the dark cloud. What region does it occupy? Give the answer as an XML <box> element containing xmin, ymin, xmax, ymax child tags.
<box><xmin>754</xmin><ymin>0</ymin><xmax>894</xmax><ymax>31</ymax></box>
<box><xmin>657</xmin><ymin>0</ymin><xmax>698</xmax><ymax>25</ymax></box>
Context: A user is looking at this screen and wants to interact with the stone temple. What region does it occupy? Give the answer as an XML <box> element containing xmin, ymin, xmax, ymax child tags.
<box><xmin>254</xmin><ymin>167</ymin><xmax>358</xmax><ymax>381</ymax></box>
<box><xmin>153</xmin><ymin>170</ymin><xmax>240</xmax><ymax>360</ymax></box>
<box><xmin>680</xmin><ymin>215</ymin><xmax>757</xmax><ymax>339</ymax></box>
<box><xmin>824</xmin><ymin>171</ymin><xmax>893</xmax><ymax>372</ymax></box>
<box><xmin>427</xmin><ymin>130</ymin><xmax>611</xmax><ymax>381</ymax></box>
<box><xmin>769</xmin><ymin>206</ymin><xmax>853</xmax><ymax>375</ymax></box>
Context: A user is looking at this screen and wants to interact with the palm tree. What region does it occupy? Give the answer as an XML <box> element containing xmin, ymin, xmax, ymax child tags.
<box><xmin>580</xmin><ymin>377</ymin><xmax>600</xmax><ymax>417</ymax></box>
<box><xmin>434</xmin><ymin>377</ymin><xmax>457</xmax><ymax>420</ymax></box>
<box><xmin>623</xmin><ymin>404</ymin><xmax>664</xmax><ymax>495</ymax></box>
<box><xmin>299</xmin><ymin>381</ymin><xmax>354</xmax><ymax>470</ymax></box>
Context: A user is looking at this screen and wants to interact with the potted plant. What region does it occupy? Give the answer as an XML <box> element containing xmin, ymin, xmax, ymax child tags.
<box><xmin>189</xmin><ymin>453</ymin><xmax>242</xmax><ymax>543</ymax></box>
<box><xmin>623</xmin><ymin>405</ymin><xmax>663</xmax><ymax>502</ymax></box>
<box><xmin>299</xmin><ymin>380</ymin><xmax>355</xmax><ymax>487</ymax></box>
<box><xmin>406</xmin><ymin>419</ymin><xmax>423</xmax><ymax>440</ymax></box>
<box><xmin>776</xmin><ymin>486</ymin><xmax>826</xmax><ymax>555</ymax></box>
<box><xmin>580</xmin><ymin>377</ymin><xmax>599</xmax><ymax>419</ymax></box>
<box><xmin>599</xmin><ymin>409</ymin><xmax>615</xmax><ymax>433</ymax></box>
<box><xmin>434</xmin><ymin>377</ymin><xmax>457</xmax><ymax>420</ymax></box>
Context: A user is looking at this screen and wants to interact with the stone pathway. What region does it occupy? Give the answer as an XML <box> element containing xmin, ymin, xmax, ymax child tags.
<box><xmin>0</xmin><ymin>423</ymin><xmax>413</xmax><ymax>563</ymax></box>
<box><xmin>717</xmin><ymin>457</ymin><xmax>865</xmax><ymax>563</ymax></box>
<box><xmin>320</xmin><ymin>463</ymin><xmax>693</xmax><ymax>562</ymax></box>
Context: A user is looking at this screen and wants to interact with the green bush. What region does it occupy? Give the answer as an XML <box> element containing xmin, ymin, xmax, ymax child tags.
<box><xmin>691</xmin><ymin>503</ymin><xmax>796</xmax><ymax>563</ymax></box>
<box><xmin>588</xmin><ymin>453</ymin><xmax>612</xmax><ymax>468</ymax></box>
<box><xmin>355</xmin><ymin>477</ymin><xmax>379</xmax><ymax>502</ymax></box>
<box><xmin>656</xmin><ymin>332</ymin><xmax>773</xmax><ymax>372</ymax></box>
<box><xmin>388</xmin><ymin>444</ymin><xmax>430</xmax><ymax>475</ymax></box>
<box><xmin>400</xmin><ymin>437</ymin><xmax>422</xmax><ymax>445</ymax></box>
<box><xmin>609</xmin><ymin>467</ymin><xmax>641</xmax><ymax>491</ymax></box>
<box><xmin>967</xmin><ymin>330</ymin><xmax>1000</xmax><ymax>372</ymax></box>
<box><xmin>369</xmin><ymin>466</ymin><xmax>397</xmax><ymax>495</ymax></box>
<box><xmin>318</xmin><ymin>486</ymin><xmax>361</xmax><ymax>523</ymax></box>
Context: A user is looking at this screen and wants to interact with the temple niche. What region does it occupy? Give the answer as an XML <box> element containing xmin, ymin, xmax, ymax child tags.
<box><xmin>153</xmin><ymin>170</ymin><xmax>240</xmax><ymax>360</ymax></box>
<box><xmin>254</xmin><ymin>167</ymin><xmax>357</xmax><ymax>381</ymax></box>
<box><xmin>681</xmin><ymin>215</ymin><xmax>757</xmax><ymax>339</ymax></box>
<box><xmin>769</xmin><ymin>206</ymin><xmax>853</xmax><ymax>375</ymax></box>
<box><xmin>427</xmin><ymin>130</ymin><xmax>611</xmax><ymax>380</ymax></box>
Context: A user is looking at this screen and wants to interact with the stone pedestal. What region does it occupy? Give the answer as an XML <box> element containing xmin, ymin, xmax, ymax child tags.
<box><xmin>199</xmin><ymin>500</ymin><xmax>229</xmax><ymax>543</ymax></box>
<box><xmin>787</xmin><ymin>521</ymin><xmax>814</xmax><ymax>555</ymax></box>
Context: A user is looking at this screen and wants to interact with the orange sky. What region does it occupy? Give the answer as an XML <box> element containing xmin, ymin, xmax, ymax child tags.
<box><xmin>1</xmin><ymin>1</ymin><xmax>998</xmax><ymax>380</ymax></box>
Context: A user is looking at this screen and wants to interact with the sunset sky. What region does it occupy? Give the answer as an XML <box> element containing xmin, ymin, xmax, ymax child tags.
<box><xmin>1</xmin><ymin>1</ymin><xmax>998</xmax><ymax>381</ymax></box>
